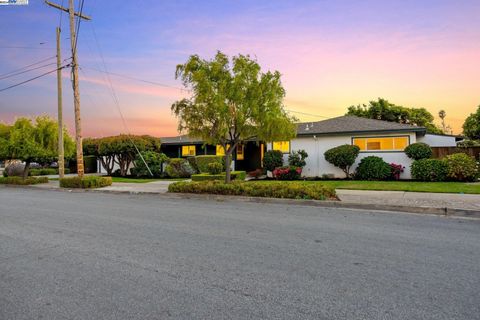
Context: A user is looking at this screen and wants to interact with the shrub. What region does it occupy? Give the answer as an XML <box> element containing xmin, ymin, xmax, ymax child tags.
<box><xmin>404</xmin><ymin>143</ymin><xmax>432</xmax><ymax>160</ymax></box>
<box><xmin>444</xmin><ymin>153</ymin><xmax>479</xmax><ymax>182</ymax></box>
<box><xmin>186</xmin><ymin>156</ymin><xmax>199</xmax><ymax>173</ymax></box>
<box><xmin>131</xmin><ymin>151</ymin><xmax>169</xmax><ymax>178</ymax></box>
<box><xmin>165</xmin><ymin>158</ymin><xmax>195</xmax><ymax>178</ymax></box>
<box><xmin>273</xmin><ymin>166</ymin><xmax>302</xmax><ymax>180</ymax></box>
<box><xmin>195</xmin><ymin>155</ymin><xmax>224</xmax><ymax>173</ymax></box>
<box><xmin>288</xmin><ymin>150</ymin><xmax>308</xmax><ymax>167</ymax></box>
<box><xmin>4</xmin><ymin>162</ymin><xmax>25</xmax><ymax>177</ymax></box>
<box><xmin>355</xmin><ymin>156</ymin><xmax>391</xmax><ymax>180</ymax></box>
<box><xmin>411</xmin><ymin>159</ymin><xmax>448</xmax><ymax>182</ymax></box>
<box><xmin>0</xmin><ymin>176</ymin><xmax>48</xmax><ymax>185</ymax></box>
<box><xmin>389</xmin><ymin>163</ymin><xmax>405</xmax><ymax>180</ymax></box>
<box><xmin>207</xmin><ymin>162</ymin><xmax>223</xmax><ymax>174</ymax></box>
<box><xmin>324</xmin><ymin>145</ymin><xmax>360</xmax><ymax>178</ymax></box>
<box><xmin>29</xmin><ymin>168</ymin><xmax>57</xmax><ymax>176</ymax></box>
<box><xmin>263</xmin><ymin>150</ymin><xmax>283</xmax><ymax>172</ymax></box>
<box><xmin>59</xmin><ymin>176</ymin><xmax>112</xmax><ymax>188</ymax></box>
<box><xmin>191</xmin><ymin>171</ymin><xmax>246</xmax><ymax>182</ymax></box>
<box><xmin>168</xmin><ymin>180</ymin><xmax>337</xmax><ymax>200</ymax></box>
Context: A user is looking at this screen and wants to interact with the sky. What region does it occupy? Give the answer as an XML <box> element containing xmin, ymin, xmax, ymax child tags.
<box><xmin>0</xmin><ymin>0</ymin><xmax>479</xmax><ymax>137</ymax></box>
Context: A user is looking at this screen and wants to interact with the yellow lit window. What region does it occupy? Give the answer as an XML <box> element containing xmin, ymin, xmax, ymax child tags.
<box><xmin>353</xmin><ymin>136</ymin><xmax>409</xmax><ymax>151</ymax></box>
<box><xmin>182</xmin><ymin>145</ymin><xmax>196</xmax><ymax>156</ymax></box>
<box><xmin>236</xmin><ymin>144</ymin><xmax>244</xmax><ymax>160</ymax></box>
<box><xmin>260</xmin><ymin>143</ymin><xmax>264</xmax><ymax>167</ymax></box>
<box><xmin>272</xmin><ymin>141</ymin><xmax>290</xmax><ymax>153</ymax></box>
<box><xmin>216</xmin><ymin>144</ymin><xmax>230</xmax><ymax>156</ymax></box>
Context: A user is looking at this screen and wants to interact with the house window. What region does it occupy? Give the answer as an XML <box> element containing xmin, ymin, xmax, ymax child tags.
<box><xmin>182</xmin><ymin>145</ymin><xmax>196</xmax><ymax>156</ymax></box>
<box><xmin>216</xmin><ymin>144</ymin><xmax>230</xmax><ymax>156</ymax></box>
<box><xmin>272</xmin><ymin>141</ymin><xmax>290</xmax><ymax>153</ymax></box>
<box><xmin>352</xmin><ymin>136</ymin><xmax>409</xmax><ymax>151</ymax></box>
<box><xmin>236</xmin><ymin>144</ymin><xmax>244</xmax><ymax>160</ymax></box>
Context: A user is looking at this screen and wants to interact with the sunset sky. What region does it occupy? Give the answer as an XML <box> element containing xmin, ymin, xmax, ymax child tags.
<box><xmin>0</xmin><ymin>0</ymin><xmax>479</xmax><ymax>137</ymax></box>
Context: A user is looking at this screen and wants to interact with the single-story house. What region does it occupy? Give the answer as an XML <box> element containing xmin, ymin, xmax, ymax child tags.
<box><xmin>161</xmin><ymin>116</ymin><xmax>460</xmax><ymax>179</ymax></box>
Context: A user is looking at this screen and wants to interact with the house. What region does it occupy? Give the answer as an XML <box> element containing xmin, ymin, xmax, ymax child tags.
<box><xmin>161</xmin><ymin>116</ymin><xmax>459</xmax><ymax>179</ymax></box>
<box><xmin>266</xmin><ymin>116</ymin><xmax>458</xmax><ymax>179</ymax></box>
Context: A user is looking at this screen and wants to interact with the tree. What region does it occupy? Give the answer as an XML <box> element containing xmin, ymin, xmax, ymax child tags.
<box><xmin>463</xmin><ymin>105</ymin><xmax>480</xmax><ymax>140</ymax></box>
<box><xmin>85</xmin><ymin>135</ymin><xmax>161</xmax><ymax>176</ymax></box>
<box><xmin>438</xmin><ymin>110</ymin><xmax>446</xmax><ymax>132</ymax></box>
<box><xmin>172</xmin><ymin>51</ymin><xmax>297</xmax><ymax>183</ymax></box>
<box><xmin>0</xmin><ymin>116</ymin><xmax>75</xmax><ymax>178</ymax></box>
<box><xmin>346</xmin><ymin>98</ymin><xmax>443</xmax><ymax>134</ymax></box>
<box><xmin>324</xmin><ymin>144</ymin><xmax>360</xmax><ymax>178</ymax></box>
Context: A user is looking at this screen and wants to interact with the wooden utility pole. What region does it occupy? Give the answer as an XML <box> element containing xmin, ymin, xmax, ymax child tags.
<box><xmin>56</xmin><ymin>26</ymin><xmax>64</xmax><ymax>178</ymax></box>
<box><xmin>45</xmin><ymin>0</ymin><xmax>91</xmax><ymax>177</ymax></box>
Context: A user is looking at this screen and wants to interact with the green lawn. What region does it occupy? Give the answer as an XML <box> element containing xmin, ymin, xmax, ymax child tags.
<box><xmin>254</xmin><ymin>180</ymin><xmax>480</xmax><ymax>194</ymax></box>
<box><xmin>111</xmin><ymin>177</ymin><xmax>187</xmax><ymax>183</ymax></box>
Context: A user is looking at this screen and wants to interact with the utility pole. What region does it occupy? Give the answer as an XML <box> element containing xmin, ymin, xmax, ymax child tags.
<box><xmin>56</xmin><ymin>26</ymin><xmax>64</xmax><ymax>178</ymax></box>
<box><xmin>45</xmin><ymin>0</ymin><xmax>91</xmax><ymax>177</ymax></box>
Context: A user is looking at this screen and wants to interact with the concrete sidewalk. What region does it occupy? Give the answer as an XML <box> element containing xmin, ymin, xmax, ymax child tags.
<box><xmin>27</xmin><ymin>179</ymin><xmax>480</xmax><ymax>214</ymax></box>
<box><xmin>336</xmin><ymin>189</ymin><xmax>480</xmax><ymax>212</ymax></box>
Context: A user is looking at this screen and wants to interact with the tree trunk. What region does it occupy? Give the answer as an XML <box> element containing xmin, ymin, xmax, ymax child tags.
<box><xmin>22</xmin><ymin>161</ymin><xmax>30</xmax><ymax>180</ymax></box>
<box><xmin>225</xmin><ymin>153</ymin><xmax>231</xmax><ymax>183</ymax></box>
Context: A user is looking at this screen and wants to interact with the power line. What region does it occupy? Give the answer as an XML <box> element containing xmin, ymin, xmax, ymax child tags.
<box><xmin>81</xmin><ymin>66</ymin><xmax>185</xmax><ymax>91</ymax></box>
<box><xmin>0</xmin><ymin>65</ymin><xmax>70</xmax><ymax>93</ymax></box>
<box><xmin>0</xmin><ymin>56</ymin><xmax>56</xmax><ymax>78</ymax></box>
<box><xmin>285</xmin><ymin>109</ymin><xmax>330</xmax><ymax>119</ymax></box>
<box><xmin>0</xmin><ymin>46</ymin><xmax>54</xmax><ymax>50</ymax></box>
<box><xmin>0</xmin><ymin>61</ymin><xmax>57</xmax><ymax>81</ymax></box>
<box><xmin>73</xmin><ymin>0</ymin><xmax>85</xmax><ymax>57</ymax></box>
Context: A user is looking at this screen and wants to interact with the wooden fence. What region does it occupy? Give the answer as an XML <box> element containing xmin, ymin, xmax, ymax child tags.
<box><xmin>431</xmin><ymin>147</ymin><xmax>480</xmax><ymax>160</ymax></box>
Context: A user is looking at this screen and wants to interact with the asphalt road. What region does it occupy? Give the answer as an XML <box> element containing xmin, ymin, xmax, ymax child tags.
<box><xmin>1</xmin><ymin>188</ymin><xmax>479</xmax><ymax>320</ymax></box>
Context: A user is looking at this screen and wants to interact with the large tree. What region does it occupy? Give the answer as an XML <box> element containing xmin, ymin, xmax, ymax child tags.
<box><xmin>0</xmin><ymin>116</ymin><xmax>75</xmax><ymax>178</ymax></box>
<box><xmin>462</xmin><ymin>105</ymin><xmax>480</xmax><ymax>140</ymax></box>
<box><xmin>172</xmin><ymin>52</ymin><xmax>297</xmax><ymax>182</ymax></box>
<box><xmin>346</xmin><ymin>98</ymin><xmax>443</xmax><ymax>134</ymax></box>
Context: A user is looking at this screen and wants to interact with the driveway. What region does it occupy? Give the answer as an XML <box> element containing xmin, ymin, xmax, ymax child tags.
<box><xmin>1</xmin><ymin>188</ymin><xmax>479</xmax><ymax>320</ymax></box>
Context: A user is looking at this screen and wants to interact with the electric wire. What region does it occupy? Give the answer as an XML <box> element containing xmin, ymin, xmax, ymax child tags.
<box><xmin>0</xmin><ymin>56</ymin><xmax>56</xmax><ymax>78</ymax></box>
<box><xmin>0</xmin><ymin>62</ymin><xmax>58</xmax><ymax>81</ymax></box>
<box><xmin>0</xmin><ymin>64</ymin><xmax>70</xmax><ymax>93</ymax></box>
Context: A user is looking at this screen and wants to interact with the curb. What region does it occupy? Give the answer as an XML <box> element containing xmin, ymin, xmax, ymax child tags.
<box><xmin>2</xmin><ymin>184</ymin><xmax>479</xmax><ymax>219</ymax></box>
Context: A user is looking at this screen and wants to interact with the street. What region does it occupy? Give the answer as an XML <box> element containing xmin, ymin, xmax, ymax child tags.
<box><xmin>1</xmin><ymin>188</ymin><xmax>479</xmax><ymax>320</ymax></box>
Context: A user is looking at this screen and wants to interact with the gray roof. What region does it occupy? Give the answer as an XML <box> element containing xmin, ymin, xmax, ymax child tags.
<box><xmin>296</xmin><ymin>115</ymin><xmax>426</xmax><ymax>136</ymax></box>
<box><xmin>160</xmin><ymin>135</ymin><xmax>205</xmax><ymax>145</ymax></box>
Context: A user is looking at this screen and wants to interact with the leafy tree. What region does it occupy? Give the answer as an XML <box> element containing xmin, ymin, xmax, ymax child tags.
<box><xmin>85</xmin><ymin>135</ymin><xmax>161</xmax><ymax>176</ymax></box>
<box><xmin>346</xmin><ymin>98</ymin><xmax>443</xmax><ymax>134</ymax></box>
<box><xmin>131</xmin><ymin>151</ymin><xmax>169</xmax><ymax>177</ymax></box>
<box><xmin>463</xmin><ymin>105</ymin><xmax>480</xmax><ymax>140</ymax></box>
<box><xmin>324</xmin><ymin>144</ymin><xmax>360</xmax><ymax>178</ymax></box>
<box><xmin>0</xmin><ymin>116</ymin><xmax>74</xmax><ymax>178</ymax></box>
<box><xmin>172</xmin><ymin>51</ymin><xmax>297</xmax><ymax>182</ymax></box>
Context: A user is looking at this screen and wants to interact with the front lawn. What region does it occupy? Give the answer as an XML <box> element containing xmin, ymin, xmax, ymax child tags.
<box><xmin>254</xmin><ymin>180</ymin><xmax>480</xmax><ymax>194</ymax></box>
<box><xmin>111</xmin><ymin>177</ymin><xmax>187</xmax><ymax>183</ymax></box>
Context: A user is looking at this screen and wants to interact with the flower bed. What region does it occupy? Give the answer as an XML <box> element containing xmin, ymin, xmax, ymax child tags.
<box><xmin>168</xmin><ymin>180</ymin><xmax>337</xmax><ymax>200</ymax></box>
<box><xmin>273</xmin><ymin>166</ymin><xmax>302</xmax><ymax>180</ymax></box>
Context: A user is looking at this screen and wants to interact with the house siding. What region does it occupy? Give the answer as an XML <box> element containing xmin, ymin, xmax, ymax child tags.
<box><xmin>268</xmin><ymin>132</ymin><xmax>418</xmax><ymax>179</ymax></box>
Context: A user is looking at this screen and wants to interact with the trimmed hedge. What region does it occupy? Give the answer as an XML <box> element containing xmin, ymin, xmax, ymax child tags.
<box><xmin>263</xmin><ymin>150</ymin><xmax>283</xmax><ymax>172</ymax></box>
<box><xmin>195</xmin><ymin>155</ymin><xmax>224</xmax><ymax>173</ymax></box>
<box><xmin>60</xmin><ymin>176</ymin><xmax>112</xmax><ymax>188</ymax></box>
<box><xmin>0</xmin><ymin>176</ymin><xmax>49</xmax><ymax>185</ymax></box>
<box><xmin>405</xmin><ymin>143</ymin><xmax>432</xmax><ymax>160</ymax></box>
<box><xmin>356</xmin><ymin>156</ymin><xmax>391</xmax><ymax>180</ymax></box>
<box><xmin>411</xmin><ymin>159</ymin><xmax>448</xmax><ymax>182</ymax></box>
<box><xmin>207</xmin><ymin>162</ymin><xmax>223</xmax><ymax>174</ymax></box>
<box><xmin>168</xmin><ymin>180</ymin><xmax>337</xmax><ymax>200</ymax></box>
<box><xmin>324</xmin><ymin>144</ymin><xmax>360</xmax><ymax>178</ymax></box>
<box><xmin>29</xmin><ymin>168</ymin><xmax>71</xmax><ymax>176</ymax></box>
<box><xmin>191</xmin><ymin>171</ymin><xmax>247</xmax><ymax>181</ymax></box>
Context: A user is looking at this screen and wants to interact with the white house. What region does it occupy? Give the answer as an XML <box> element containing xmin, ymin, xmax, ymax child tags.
<box><xmin>266</xmin><ymin>116</ymin><xmax>458</xmax><ymax>179</ymax></box>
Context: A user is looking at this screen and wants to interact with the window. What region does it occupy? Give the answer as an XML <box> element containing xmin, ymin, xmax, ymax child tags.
<box><xmin>272</xmin><ymin>141</ymin><xmax>290</xmax><ymax>153</ymax></box>
<box><xmin>352</xmin><ymin>136</ymin><xmax>409</xmax><ymax>151</ymax></box>
<box><xmin>181</xmin><ymin>145</ymin><xmax>196</xmax><ymax>156</ymax></box>
<box><xmin>216</xmin><ymin>144</ymin><xmax>230</xmax><ymax>156</ymax></box>
<box><xmin>236</xmin><ymin>144</ymin><xmax>244</xmax><ymax>160</ymax></box>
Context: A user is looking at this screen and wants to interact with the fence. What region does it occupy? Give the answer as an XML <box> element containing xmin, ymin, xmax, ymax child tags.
<box><xmin>431</xmin><ymin>147</ymin><xmax>480</xmax><ymax>160</ymax></box>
